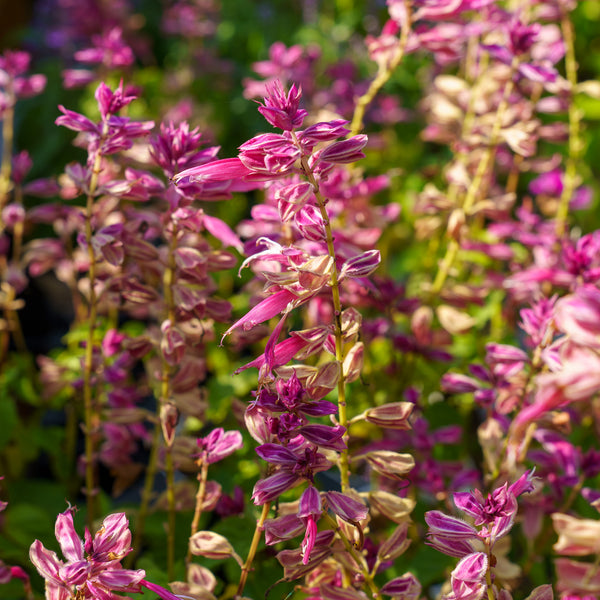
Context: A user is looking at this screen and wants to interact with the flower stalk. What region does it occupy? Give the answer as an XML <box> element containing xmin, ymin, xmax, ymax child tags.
<box><xmin>82</xmin><ymin>123</ymin><xmax>107</xmax><ymax>527</ymax></box>
<box><xmin>555</xmin><ymin>10</ymin><xmax>581</xmax><ymax>239</ymax></box>
<box><xmin>236</xmin><ymin>501</ymin><xmax>271</xmax><ymax>597</ymax></box>
<box><xmin>349</xmin><ymin>0</ymin><xmax>411</xmax><ymax>137</ymax></box>
<box><xmin>293</xmin><ymin>132</ymin><xmax>350</xmax><ymax>492</ymax></box>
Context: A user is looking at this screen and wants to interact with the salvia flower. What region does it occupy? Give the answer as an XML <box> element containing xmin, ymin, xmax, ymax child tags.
<box><xmin>196</xmin><ymin>427</ymin><xmax>243</xmax><ymax>464</ymax></box>
<box><xmin>29</xmin><ymin>508</ymin><xmax>145</xmax><ymax>600</ymax></box>
<box><xmin>30</xmin><ymin>509</ymin><xmax>181</xmax><ymax>600</ymax></box>
<box><xmin>258</xmin><ymin>79</ymin><xmax>307</xmax><ymax>131</ymax></box>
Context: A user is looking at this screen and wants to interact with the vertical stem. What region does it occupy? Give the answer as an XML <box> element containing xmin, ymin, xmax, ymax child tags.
<box><xmin>485</xmin><ymin>540</ymin><xmax>496</xmax><ymax>600</ymax></box>
<box><xmin>186</xmin><ymin>458</ymin><xmax>209</xmax><ymax>569</ymax></box>
<box><xmin>161</xmin><ymin>226</ymin><xmax>179</xmax><ymax>581</ymax></box>
<box><xmin>236</xmin><ymin>502</ymin><xmax>271</xmax><ymax>597</ymax></box>
<box><xmin>292</xmin><ymin>131</ymin><xmax>350</xmax><ymax>492</ymax></box>
<box><xmin>82</xmin><ymin>135</ymin><xmax>106</xmax><ymax>528</ymax></box>
<box><xmin>322</xmin><ymin>512</ymin><xmax>381</xmax><ymax>598</ymax></box>
<box><xmin>431</xmin><ymin>69</ymin><xmax>515</xmax><ymax>295</ymax></box>
<box><xmin>349</xmin><ymin>0</ymin><xmax>411</xmax><ymax>137</ymax></box>
<box><xmin>126</xmin><ymin>419</ymin><xmax>161</xmax><ymax>568</ymax></box>
<box><xmin>555</xmin><ymin>10</ymin><xmax>581</xmax><ymax>239</ymax></box>
<box><xmin>0</xmin><ymin>95</ymin><xmax>14</xmax><ymax>208</ymax></box>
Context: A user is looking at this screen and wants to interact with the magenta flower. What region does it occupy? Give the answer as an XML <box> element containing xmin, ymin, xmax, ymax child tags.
<box><xmin>298</xmin><ymin>485</ymin><xmax>322</xmax><ymax>565</ymax></box>
<box><xmin>426</xmin><ymin>469</ymin><xmax>536</xmax><ymax>570</ymax></box>
<box><xmin>448</xmin><ymin>552</ymin><xmax>488</xmax><ymax>600</ymax></box>
<box><xmin>29</xmin><ymin>509</ymin><xmax>145</xmax><ymax>600</ymax></box>
<box><xmin>258</xmin><ymin>79</ymin><xmax>307</xmax><ymax>131</ymax></box>
<box><xmin>29</xmin><ymin>509</ymin><xmax>182</xmax><ymax>600</ymax></box>
<box><xmin>196</xmin><ymin>427</ymin><xmax>243</xmax><ymax>464</ymax></box>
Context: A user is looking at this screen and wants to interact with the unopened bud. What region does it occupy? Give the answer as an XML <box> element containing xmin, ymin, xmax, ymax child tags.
<box><xmin>447</xmin><ymin>208</ymin><xmax>465</xmax><ymax>240</ymax></box>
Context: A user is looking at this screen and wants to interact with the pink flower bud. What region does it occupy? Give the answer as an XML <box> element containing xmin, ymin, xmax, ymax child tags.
<box><xmin>189</xmin><ymin>531</ymin><xmax>240</xmax><ymax>563</ymax></box>
<box><xmin>368</xmin><ymin>491</ymin><xmax>415</xmax><ymax>524</ymax></box>
<box><xmin>340</xmin><ymin>250</ymin><xmax>381</xmax><ymax>279</ymax></box>
<box><xmin>319</xmin><ymin>134</ymin><xmax>367</xmax><ymax>164</ymax></box>
<box><xmin>298</xmin><ymin>119</ymin><xmax>350</xmax><ymax>143</ymax></box>
<box><xmin>295</xmin><ymin>204</ymin><xmax>327</xmax><ymax>242</ymax></box>
<box><xmin>451</xmin><ymin>551</ymin><xmax>488</xmax><ymax>584</ymax></box>
<box><xmin>325</xmin><ymin>491</ymin><xmax>368</xmax><ymax>524</ymax></box>
<box><xmin>264</xmin><ymin>514</ymin><xmax>305</xmax><ymax>545</ymax></box>
<box><xmin>174</xmin><ymin>157</ymin><xmax>251</xmax><ymax>183</ymax></box>
<box><xmin>378</xmin><ymin>522</ymin><xmax>411</xmax><ymax>561</ymax></box>
<box><xmin>1</xmin><ymin>203</ymin><xmax>25</xmax><ymax>228</ymax></box>
<box><xmin>363</xmin><ymin>401</ymin><xmax>413</xmax><ymax>430</ymax></box>
<box><xmin>160</xmin><ymin>401</ymin><xmax>179</xmax><ymax>446</ymax></box>
<box><xmin>380</xmin><ymin>573</ymin><xmax>422</xmax><ymax>599</ymax></box>
<box><xmin>425</xmin><ymin>510</ymin><xmax>478</xmax><ymax>540</ymax></box>
<box><xmin>361</xmin><ymin>450</ymin><xmax>415</xmax><ymax>480</ymax></box>
<box><xmin>160</xmin><ymin>320</ymin><xmax>185</xmax><ymax>366</ymax></box>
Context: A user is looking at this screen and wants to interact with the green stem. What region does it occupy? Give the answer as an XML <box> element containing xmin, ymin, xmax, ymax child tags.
<box><xmin>236</xmin><ymin>502</ymin><xmax>271</xmax><ymax>597</ymax></box>
<box><xmin>126</xmin><ymin>419</ymin><xmax>161</xmax><ymax>568</ymax></box>
<box><xmin>431</xmin><ymin>65</ymin><xmax>515</xmax><ymax>295</ymax></box>
<box><xmin>349</xmin><ymin>0</ymin><xmax>411</xmax><ymax>137</ymax></box>
<box><xmin>82</xmin><ymin>131</ymin><xmax>106</xmax><ymax>528</ymax></box>
<box><xmin>0</xmin><ymin>93</ymin><xmax>14</xmax><ymax>209</ymax></box>
<box><xmin>322</xmin><ymin>512</ymin><xmax>381</xmax><ymax>598</ymax></box>
<box><xmin>161</xmin><ymin>227</ymin><xmax>179</xmax><ymax>581</ymax></box>
<box><xmin>555</xmin><ymin>10</ymin><xmax>581</xmax><ymax>239</ymax></box>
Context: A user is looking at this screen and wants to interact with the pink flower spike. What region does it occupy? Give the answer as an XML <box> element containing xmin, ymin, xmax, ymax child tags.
<box><xmin>258</xmin><ymin>80</ymin><xmax>307</xmax><ymax>131</ymax></box>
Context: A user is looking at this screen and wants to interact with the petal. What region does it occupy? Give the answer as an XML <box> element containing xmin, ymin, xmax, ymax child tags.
<box><xmin>29</xmin><ymin>540</ymin><xmax>63</xmax><ymax>585</ymax></box>
<box><xmin>222</xmin><ymin>288</ymin><xmax>298</xmax><ymax>340</ymax></box>
<box><xmin>55</xmin><ymin>511</ymin><xmax>84</xmax><ymax>562</ymax></box>
<box><xmin>425</xmin><ymin>511</ymin><xmax>478</xmax><ymax>540</ymax></box>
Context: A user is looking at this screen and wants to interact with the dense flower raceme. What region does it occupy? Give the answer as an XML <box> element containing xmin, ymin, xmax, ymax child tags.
<box><xmin>29</xmin><ymin>508</ymin><xmax>180</xmax><ymax>600</ymax></box>
<box><xmin>173</xmin><ymin>80</ymin><xmax>420</xmax><ymax>591</ymax></box>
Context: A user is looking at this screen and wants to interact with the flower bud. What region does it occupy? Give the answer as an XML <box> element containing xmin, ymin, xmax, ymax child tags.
<box><xmin>306</xmin><ymin>361</ymin><xmax>340</xmax><ymax>400</ymax></box>
<box><xmin>364</xmin><ymin>401</ymin><xmax>413</xmax><ymax>430</ymax></box>
<box><xmin>296</xmin><ymin>204</ymin><xmax>326</xmax><ymax>242</ymax></box>
<box><xmin>368</xmin><ymin>491</ymin><xmax>415</xmax><ymax>523</ymax></box>
<box><xmin>342</xmin><ymin>342</ymin><xmax>364</xmax><ymax>383</ymax></box>
<box><xmin>325</xmin><ymin>491</ymin><xmax>368</xmax><ymax>523</ymax></box>
<box><xmin>340</xmin><ymin>250</ymin><xmax>381</xmax><ymax>279</ymax></box>
<box><xmin>320</xmin><ymin>135</ymin><xmax>367</xmax><ymax>164</ymax></box>
<box><xmin>378</xmin><ymin>522</ymin><xmax>410</xmax><ymax>561</ymax></box>
<box><xmin>380</xmin><ymin>573</ymin><xmax>422</xmax><ymax>599</ymax></box>
<box><xmin>361</xmin><ymin>450</ymin><xmax>415</xmax><ymax>480</ymax></box>
<box><xmin>189</xmin><ymin>531</ymin><xmax>241</xmax><ymax>564</ymax></box>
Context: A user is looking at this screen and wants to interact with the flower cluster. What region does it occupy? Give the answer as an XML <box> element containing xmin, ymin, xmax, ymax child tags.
<box><xmin>426</xmin><ymin>471</ymin><xmax>536</xmax><ymax>600</ymax></box>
